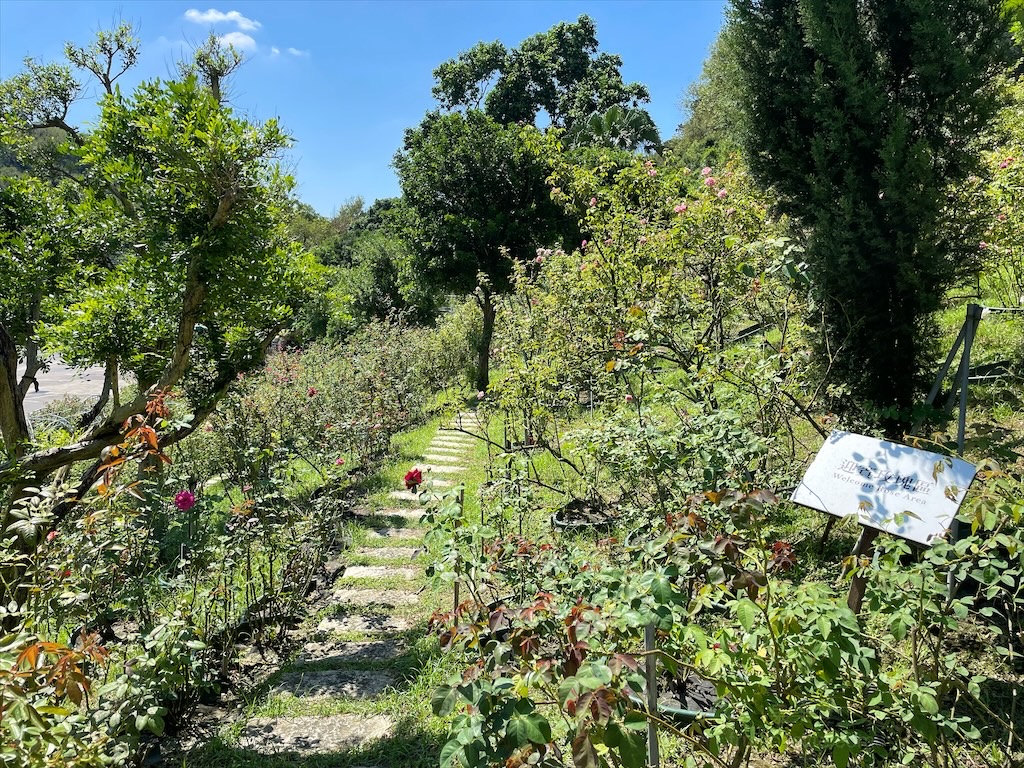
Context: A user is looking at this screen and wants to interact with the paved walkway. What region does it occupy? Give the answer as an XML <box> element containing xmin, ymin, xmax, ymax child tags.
<box><xmin>228</xmin><ymin>413</ymin><xmax>481</xmax><ymax>762</ymax></box>
<box><xmin>17</xmin><ymin>358</ymin><xmax>108</xmax><ymax>415</ymax></box>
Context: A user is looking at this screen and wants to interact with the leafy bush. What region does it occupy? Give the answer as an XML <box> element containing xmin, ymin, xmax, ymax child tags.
<box><xmin>426</xmin><ymin>469</ymin><xmax>1024</xmax><ymax>768</ymax></box>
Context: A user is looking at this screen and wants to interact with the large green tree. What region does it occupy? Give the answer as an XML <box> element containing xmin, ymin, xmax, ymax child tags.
<box><xmin>432</xmin><ymin>14</ymin><xmax>651</xmax><ymax>132</ymax></box>
<box><xmin>0</xmin><ymin>27</ymin><xmax>301</xmax><ymax>590</ymax></box>
<box><xmin>730</xmin><ymin>0</ymin><xmax>1010</xmax><ymax>428</ymax></box>
<box><xmin>400</xmin><ymin>16</ymin><xmax>652</xmax><ymax>390</ymax></box>
<box><xmin>394</xmin><ymin>110</ymin><xmax>565</xmax><ymax>390</ymax></box>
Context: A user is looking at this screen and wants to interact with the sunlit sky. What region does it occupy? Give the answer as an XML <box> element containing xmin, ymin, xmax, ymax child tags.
<box><xmin>0</xmin><ymin>1</ymin><xmax>727</xmax><ymax>215</ymax></box>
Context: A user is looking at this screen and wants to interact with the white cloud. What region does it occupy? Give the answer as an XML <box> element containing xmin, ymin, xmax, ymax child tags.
<box><xmin>218</xmin><ymin>31</ymin><xmax>257</xmax><ymax>51</ymax></box>
<box><xmin>184</xmin><ymin>8</ymin><xmax>261</xmax><ymax>31</ymax></box>
<box><xmin>271</xmin><ymin>46</ymin><xmax>280</xmax><ymax>55</ymax></box>
<box><xmin>287</xmin><ymin>47</ymin><xmax>309</xmax><ymax>57</ymax></box>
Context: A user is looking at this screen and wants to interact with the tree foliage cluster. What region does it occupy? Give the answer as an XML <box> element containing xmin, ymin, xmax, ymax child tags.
<box><xmin>396</xmin><ymin>15</ymin><xmax>662</xmax><ymax>390</ymax></box>
<box><xmin>0</xmin><ymin>26</ymin><xmax>309</xmax><ymax>601</ymax></box>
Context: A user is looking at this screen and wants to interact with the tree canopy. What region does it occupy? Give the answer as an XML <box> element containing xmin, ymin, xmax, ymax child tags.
<box><xmin>394</xmin><ymin>110</ymin><xmax>568</xmax><ymax>389</ymax></box>
<box><xmin>432</xmin><ymin>14</ymin><xmax>651</xmax><ymax>132</ymax></box>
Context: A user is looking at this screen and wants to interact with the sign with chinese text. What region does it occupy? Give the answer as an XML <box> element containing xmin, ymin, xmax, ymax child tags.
<box><xmin>792</xmin><ymin>431</ymin><xmax>976</xmax><ymax>545</ymax></box>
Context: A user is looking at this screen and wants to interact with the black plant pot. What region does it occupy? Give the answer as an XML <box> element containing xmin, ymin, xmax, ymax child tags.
<box><xmin>551</xmin><ymin>498</ymin><xmax>615</xmax><ymax>532</ymax></box>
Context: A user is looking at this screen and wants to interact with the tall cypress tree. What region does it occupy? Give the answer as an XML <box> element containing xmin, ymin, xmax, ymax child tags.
<box><xmin>730</xmin><ymin>0</ymin><xmax>1009</xmax><ymax>429</ymax></box>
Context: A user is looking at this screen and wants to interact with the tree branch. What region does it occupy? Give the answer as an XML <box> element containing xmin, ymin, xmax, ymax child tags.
<box><xmin>45</xmin><ymin>327</ymin><xmax>280</xmax><ymax>530</ymax></box>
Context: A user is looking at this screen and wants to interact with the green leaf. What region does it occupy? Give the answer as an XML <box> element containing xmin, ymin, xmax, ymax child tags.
<box><xmin>432</xmin><ymin>684</ymin><xmax>459</xmax><ymax>716</ymax></box>
<box><xmin>506</xmin><ymin>712</ymin><xmax>551</xmax><ymax>745</ymax></box>
<box><xmin>622</xmin><ymin>710</ymin><xmax>648</xmax><ymax>731</ymax></box>
<box><xmin>917</xmin><ymin>691</ymin><xmax>939</xmax><ymax>715</ymax></box>
<box><xmin>649</xmin><ymin>572</ymin><xmax>675</xmax><ymax>604</ymax></box>
<box><xmin>735</xmin><ymin>599</ymin><xmax>757</xmax><ymax>631</ymax></box>
<box><xmin>618</xmin><ymin>728</ymin><xmax>647</xmax><ymax>768</ymax></box>
<box><xmin>439</xmin><ymin>738</ymin><xmax>463</xmax><ymax>768</ymax></box>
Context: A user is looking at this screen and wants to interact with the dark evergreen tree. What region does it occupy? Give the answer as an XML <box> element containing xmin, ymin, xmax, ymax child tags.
<box><xmin>730</xmin><ymin>0</ymin><xmax>1010</xmax><ymax>429</ymax></box>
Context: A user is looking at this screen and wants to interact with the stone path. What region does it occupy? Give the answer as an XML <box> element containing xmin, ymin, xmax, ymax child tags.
<box><xmin>229</xmin><ymin>412</ymin><xmax>480</xmax><ymax>762</ymax></box>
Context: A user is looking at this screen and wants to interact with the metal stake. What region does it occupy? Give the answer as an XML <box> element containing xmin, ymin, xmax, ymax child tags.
<box><xmin>645</xmin><ymin>623</ymin><xmax>660</xmax><ymax>768</ymax></box>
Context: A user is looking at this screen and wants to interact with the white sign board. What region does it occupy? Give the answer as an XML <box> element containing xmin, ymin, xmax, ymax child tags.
<box><xmin>792</xmin><ymin>431</ymin><xmax>976</xmax><ymax>545</ymax></box>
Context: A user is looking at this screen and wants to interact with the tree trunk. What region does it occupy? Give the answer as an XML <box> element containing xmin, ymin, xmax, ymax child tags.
<box><xmin>475</xmin><ymin>291</ymin><xmax>495</xmax><ymax>393</ymax></box>
<box><xmin>0</xmin><ymin>323</ymin><xmax>30</xmax><ymax>461</ymax></box>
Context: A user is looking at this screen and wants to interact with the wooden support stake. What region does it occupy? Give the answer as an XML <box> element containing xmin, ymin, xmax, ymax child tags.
<box><xmin>846</xmin><ymin>525</ymin><xmax>880</xmax><ymax>613</ymax></box>
<box><xmin>454</xmin><ymin>487</ymin><xmax>465</xmax><ymax>615</ymax></box>
<box><xmin>645</xmin><ymin>623</ymin><xmax>660</xmax><ymax>768</ymax></box>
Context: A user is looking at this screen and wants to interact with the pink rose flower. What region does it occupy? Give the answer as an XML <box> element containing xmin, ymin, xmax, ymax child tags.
<box><xmin>717</xmin><ymin>188</ymin><xmax>728</xmax><ymax>199</ymax></box>
<box><xmin>701</xmin><ymin>167</ymin><xmax>712</xmax><ymax>176</ymax></box>
<box><xmin>335</xmin><ymin>457</ymin><xmax>345</xmax><ymax>466</ymax></box>
<box><xmin>674</xmin><ymin>203</ymin><xmax>688</xmax><ymax>214</ymax></box>
<box><xmin>46</xmin><ymin>530</ymin><xmax>57</xmax><ymax>542</ymax></box>
<box><xmin>704</xmin><ymin>176</ymin><xmax>716</xmax><ymax>187</ymax></box>
<box><xmin>174</xmin><ymin>490</ymin><xmax>196</xmax><ymax>512</ymax></box>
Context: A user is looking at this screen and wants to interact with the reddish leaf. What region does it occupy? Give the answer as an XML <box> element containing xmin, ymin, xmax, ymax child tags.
<box><xmin>572</xmin><ymin>733</ymin><xmax>599</xmax><ymax>768</ymax></box>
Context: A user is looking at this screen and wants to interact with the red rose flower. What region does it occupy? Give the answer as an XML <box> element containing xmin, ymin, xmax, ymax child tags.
<box><xmin>404</xmin><ymin>468</ymin><xmax>423</xmax><ymax>490</ymax></box>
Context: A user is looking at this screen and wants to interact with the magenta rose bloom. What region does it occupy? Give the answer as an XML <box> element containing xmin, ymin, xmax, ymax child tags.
<box><xmin>174</xmin><ymin>490</ymin><xmax>196</xmax><ymax>511</ymax></box>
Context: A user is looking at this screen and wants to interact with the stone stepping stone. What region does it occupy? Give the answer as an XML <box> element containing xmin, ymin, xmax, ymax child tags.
<box><xmin>422</xmin><ymin>457</ymin><xmax>468</xmax><ymax>467</ymax></box>
<box><xmin>428</xmin><ymin>449</ymin><xmax>473</xmax><ymax>458</ymax></box>
<box><xmin>422</xmin><ymin>448</ymin><xmax>468</xmax><ymax>458</ymax></box>
<box><xmin>418</xmin><ymin>463</ymin><xmax>468</xmax><ymax>474</ymax></box>
<box><xmin>366</xmin><ymin>527</ymin><xmax>419</xmax><ymax>539</ymax></box>
<box><xmin>388</xmin><ymin>489</ymin><xmax>442</xmax><ymax>504</ymax></box>
<box><xmin>273</xmin><ymin>668</ymin><xmax>395</xmax><ymax>699</ymax></box>
<box><xmin>355</xmin><ymin>546</ymin><xmax>419</xmax><ymax>559</ymax></box>
<box><xmin>341</xmin><ymin>565</ymin><xmax>419</xmax><ymax>580</ymax></box>
<box><xmin>428</xmin><ymin>436</ymin><xmax>475</xmax><ymax>448</ymax></box>
<box><xmin>317</xmin><ymin>614</ymin><xmax>412</xmax><ymax>634</ymax></box>
<box><xmin>239</xmin><ymin>713</ymin><xmax>393</xmax><ymax>754</ymax></box>
<box><xmin>333</xmin><ymin>588</ymin><xmax>421</xmax><ymax>607</ymax></box>
<box><xmin>376</xmin><ymin>506</ymin><xmax>427</xmax><ymax>521</ymax></box>
<box><xmin>298</xmin><ymin>639</ymin><xmax>403</xmax><ymax>665</ymax></box>
<box><xmin>438</xmin><ymin>425</ymin><xmax>477</xmax><ymax>433</ymax></box>
<box><xmin>400</xmin><ymin>476</ymin><xmax>453</xmax><ymax>489</ymax></box>
<box><xmin>431</xmin><ymin>436</ymin><xmax>476</xmax><ymax>446</ymax></box>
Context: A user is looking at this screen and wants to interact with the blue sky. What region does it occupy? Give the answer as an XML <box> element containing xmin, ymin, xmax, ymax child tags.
<box><xmin>0</xmin><ymin>1</ymin><xmax>727</xmax><ymax>216</ymax></box>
